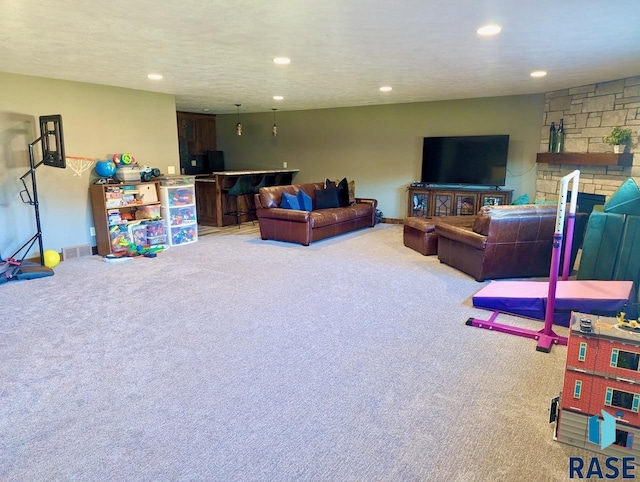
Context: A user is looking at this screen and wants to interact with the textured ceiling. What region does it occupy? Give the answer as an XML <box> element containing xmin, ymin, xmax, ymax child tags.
<box><xmin>1</xmin><ymin>0</ymin><xmax>640</xmax><ymax>114</ymax></box>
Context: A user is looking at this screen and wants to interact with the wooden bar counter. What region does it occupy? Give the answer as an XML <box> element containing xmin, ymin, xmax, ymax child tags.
<box><xmin>195</xmin><ymin>169</ymin><xmax>299</xmax><ymax>227</ymax></box>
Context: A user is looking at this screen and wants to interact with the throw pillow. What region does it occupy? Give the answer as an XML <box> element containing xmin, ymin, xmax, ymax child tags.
<box><xmin>325</xmin><ymin>178</ymin><xmax>336</xmax><ymax>188</ymax></box>
<box><xmin>330</xmin><ymin>178</ymin><xmax>356</xmax><ymax>204</ymax></box>
<box><xmin>297</xmin><ymin>189</ymin><xmax>313</xmax><ymax>211</ymax></box>
<box><xmin>347</xmin><ymin>179</ymin><xmax>356</xmax><ymax>204</ymax></box>
<box><xmin>280</xmin><ymin>191</ymin><xmax>301</xmax><ymax>210</ymax></box>
<box><xmin>511</xmin><ymin>193</ymin><xmax>530</xmax><ymax>205</ymax></box>
<box><xmin>315</xmin><ymin>187</ymin><xmax>340</xmax><ymax>209</ymax></box>
<box><xmin>335</xmin><ymin>177</ymin><xmax>350</xmax><ymax>207</ymax></box>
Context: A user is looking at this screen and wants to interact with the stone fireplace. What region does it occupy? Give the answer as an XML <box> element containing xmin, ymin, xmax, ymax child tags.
<box><xmin>535</xmin><ymin>76</ymin><xmax>640</xmax><ymax>205</ymax></box>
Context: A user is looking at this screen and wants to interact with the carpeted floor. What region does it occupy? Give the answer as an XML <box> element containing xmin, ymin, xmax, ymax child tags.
<box><xmin>1</xmin><ymin>224</ymin><xmax>593</xmax><ymax>481</ymax></box>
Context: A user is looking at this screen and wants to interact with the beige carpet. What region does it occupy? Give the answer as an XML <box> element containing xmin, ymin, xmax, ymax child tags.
<box><xmin>1</xmin><ymin>224</ymin><xmax>593</xmax><ymax>481</ymax></box>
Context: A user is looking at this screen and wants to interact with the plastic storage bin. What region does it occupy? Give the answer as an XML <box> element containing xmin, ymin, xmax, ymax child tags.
<box><xmin>160</xmin><ymin>182</ymin><xmax>198</xmax><ymax>246</ymax></box>
<box><xmin>144</xmin><ymin>220</ymin><xmax>166</xmax><ymax>245</ymax></box>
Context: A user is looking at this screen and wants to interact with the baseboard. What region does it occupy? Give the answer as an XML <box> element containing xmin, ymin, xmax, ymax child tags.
<box><xmin>381</xmin><ymin>218</ymin><xmax>404</xmax><ymax>224</ymax></box>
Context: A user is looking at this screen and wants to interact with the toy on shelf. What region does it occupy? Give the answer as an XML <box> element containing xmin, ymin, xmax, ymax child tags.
<box><xmin>94</xmin><ymin>159</ymin><xmax>117</xmax><ymax>180</ymax></box>
<box><xmin>140</xmin><ymin>165</ymin><xmax>162</xmax><ymax>182</ymax></box>
<box><xmin>107</xmin><ymin>226</ymin><xmax>165</xmax><ymax>258</ymax></box>
<box><xmin>112</xmin><ymin>153</ymin><xmax>136</xmax><ymax>165</ymax></box>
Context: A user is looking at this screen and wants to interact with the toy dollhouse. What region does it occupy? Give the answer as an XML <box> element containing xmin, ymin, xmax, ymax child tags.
<box><xmin>554</xmin><ymin>311</ymin><xmax>640</xmax><ymax>458</ymax></box>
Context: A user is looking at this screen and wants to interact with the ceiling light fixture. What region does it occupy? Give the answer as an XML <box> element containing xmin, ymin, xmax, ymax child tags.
<box><xmin>273</xmin><ymin>57</ymin><xmax>291</xmax><ymax>65</ymax></box>
<box><xmin>272</xmin><ymin>109</ymin><xmax>278</xmax><ymax>137</ymax></box>
<box><xmin>380</xmin><ymin>86</ymin><xmax>392</xmax><ymax>92</ymax></box>
<box><xmin>476</xmin><ymin>24</ymin><xmax>502</xmax><ymax>36</ymax></box>
<box><xmin>147</xmin><ymin>73</ymin><xmax>163</xmax><ymax>80</ymax></box>
<box><xmin>235</xmin><ymin>104</ymin><xmax>242</xmax><ymax>136</ymax></box>
<box><xmin>273</xmin><ymin>95</ymin><xmax>284</xmax><ymax>101</ymax></box>
<box><xmin>530</xmin><ymin>70</ymin><xmax>547</xmax><ymax>78</ymax></box>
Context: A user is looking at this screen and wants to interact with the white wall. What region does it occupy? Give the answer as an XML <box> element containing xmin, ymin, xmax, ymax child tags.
<box><xmin>0</xmin><ymin>72</ymin><xmax>179</xmax><ymax>259</ymax></box>
<box><xmin>216</xmin><ymin>94</ymin><xmax>546</xmax><ymax>219</ymax></box>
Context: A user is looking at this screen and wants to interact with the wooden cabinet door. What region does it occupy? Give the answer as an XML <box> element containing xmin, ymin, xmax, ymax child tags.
<box><xmin>409</xmin><ymin>189</ymin><xmax>430</xmax><ymax>217</ymax></box>
<box><xmin>195</xmin><ymin>115</ymin><xmax>217</xmax><ymax>153</ymax></box>
<box><xmin>177</xmin><ymin>112</ymin><xmax>195</xmax><ymax>141</ymax></box>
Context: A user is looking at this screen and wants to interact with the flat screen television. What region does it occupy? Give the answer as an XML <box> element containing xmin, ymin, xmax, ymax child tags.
<box><xmin>421</xmin><ymin>135</ymin><xmax>509</xmax><ymax>187</ymax></box>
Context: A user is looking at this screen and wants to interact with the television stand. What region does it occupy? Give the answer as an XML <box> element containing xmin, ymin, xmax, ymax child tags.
<box><xmin>408</xmin><ymin>185</ymin><xmax>513</xmax><ymax>218</ymax></box>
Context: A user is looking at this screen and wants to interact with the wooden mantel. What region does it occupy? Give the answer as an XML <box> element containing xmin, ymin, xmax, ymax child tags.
<box><xmin>536</xmin><ymin>152</ymin><xmax>633</xmax><ymax>167</ymax></box>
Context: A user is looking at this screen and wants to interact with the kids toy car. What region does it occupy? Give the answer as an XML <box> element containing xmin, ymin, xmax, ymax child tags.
<box><xmin>139</xmin><ymin>165</ymin><xmax>162</xmax><ymax>182</ymax></box>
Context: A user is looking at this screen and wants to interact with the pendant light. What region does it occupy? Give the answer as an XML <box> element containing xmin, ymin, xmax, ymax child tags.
<box><xmin>271</xmin><ymin>108</ymin><xmax>278</xmax><ymax>137</ymax></box>
<box><xmin>235</xmin><ymin>104</ymin><xmax>242</xmax><ymax>136</ymax></box>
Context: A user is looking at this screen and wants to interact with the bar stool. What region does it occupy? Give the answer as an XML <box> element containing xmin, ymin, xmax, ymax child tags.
<box><xmin>249</xmin><ymin>174</ymin><xmax>276</xmax><ymax>219</ymax></box>
<box><xmin>252</xmin><ymin>174</ymin><xmax>276</xmax><ymax>194</ymax></box>
<box><xmin>223</xmin><ymin>176</ymin><xmax>254</xmax><ymax>227</ymax></box>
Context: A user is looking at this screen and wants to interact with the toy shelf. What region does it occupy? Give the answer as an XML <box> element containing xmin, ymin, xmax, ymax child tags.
<box><xmin>90</xmin><ymin>181</ymin><xmax>165</xmax><ymax>256</ymax></box>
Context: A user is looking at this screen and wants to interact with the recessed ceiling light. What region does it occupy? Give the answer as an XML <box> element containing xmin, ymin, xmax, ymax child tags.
<box><xmin>476</xmin><ymin>24</ymin><xmax>502</xmax><ymax>36</ymax></box>
<box><xmin>379</xmin><ymin>86</ymin><xmax>392</xmax><ymax>92</ymax></box>
<box><xmin>203</xmin><ymin>108</ymin><xmax>210</xmax><ymax>112</ymax></box>
<box><xmin>530</xmin><ymin>70</ymin><xmax>547</xmax><ymax>78</ymax></box>
<box><xmin>273</xmin><ymin>57</ymin><xmax>291</xmax><ymax>65</ymax></box>
<box><xmin>273</xmin><ymin>95</ymin><xmax>284</xmax><ymax>101</ymax></box>
<box><xmin>147</xmin><ymin>73</ymin><xmax>163</xmax><ymax>80</ymax></box>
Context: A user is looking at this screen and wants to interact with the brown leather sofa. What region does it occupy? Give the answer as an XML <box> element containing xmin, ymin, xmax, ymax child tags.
<box><xmin>255</xmin><ymin>182</ymin><xmax>377</xmax><ymax>245</ymax></box>
<box><xmin>434</xmin><ymin>204</ymin><xmax>587</xmax><ymax>281</ymax></box>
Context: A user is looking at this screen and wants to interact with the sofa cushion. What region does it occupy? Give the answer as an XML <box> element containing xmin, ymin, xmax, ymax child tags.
<box><xmin>336</xmin><ymin>178</ymin><xmax>350</xmax><ymax>207</ymax></box>
<box><xmin>280</xmin><ymin>192</ymin><xmax>301</xmax><ymax>210</ymax></box>
<box><xmin>315</xmin><ymin>187</ymin><xmax>340</xmax><ymax>209</ymax></box>
<box><xmin>310</xmin><ymin>204</ymin><xmax>372</xmax><ymax>228</ymax></box>
<box><xmin>604</xmin><ymin>177</ymin><xmax>640</xmax><ymax>215</ymax></box>
<box><xmin>297</xmin><ymin>189</ymin><xmax>312</xmax><ymax>211</ymax></box>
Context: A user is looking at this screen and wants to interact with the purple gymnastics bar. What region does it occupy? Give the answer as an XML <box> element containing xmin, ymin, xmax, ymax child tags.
<box><xmin>466</xmin><ymin>170</ymin><xmax>580</xmax><ymax>353</ymax></box>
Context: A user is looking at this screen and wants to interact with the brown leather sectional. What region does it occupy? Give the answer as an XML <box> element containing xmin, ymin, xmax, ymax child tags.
<box><xmin>434</xmin><ymin>204</ymin><xmax>587</xmax><ymax>281</ymax></box>
<box><xmin>255</xmin><ymin>182</ymin><xmax>377</xmax><ymax>245</ymax></box>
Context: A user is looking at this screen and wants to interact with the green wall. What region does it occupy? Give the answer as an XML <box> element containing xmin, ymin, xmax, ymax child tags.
<box><xmin>0</xmin><ymin>70</ymin><xmax>546</xmax><ymax>259</ymax></box>
<box><xmin>216</xmin><ymin>94</ymin><xmax>545</xmax><ymax>218</ymax></box>
<box><xmin>0</xmin><ymin>72</ymin><xmax>179</xmax><ymax>258</ymax></box>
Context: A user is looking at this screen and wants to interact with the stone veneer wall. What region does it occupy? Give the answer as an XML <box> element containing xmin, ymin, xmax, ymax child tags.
<box><xmin>536</xmin><ymin>75</ymin><xmax>640</xmax><ymax>202</ymax></box>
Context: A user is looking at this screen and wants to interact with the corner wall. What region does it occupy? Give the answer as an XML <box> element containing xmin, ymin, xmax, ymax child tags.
<box><xmin>216</xmin><ymin>94</ymin><xmax>545</xmax><ymax>219</ymax></box>
<box><xmin>0</xmin><ymin>72</ymin><xmax>179</xmax><ymax>258</ymax></box>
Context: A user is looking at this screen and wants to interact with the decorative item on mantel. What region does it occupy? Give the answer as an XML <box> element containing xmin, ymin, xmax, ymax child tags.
<box><xmin>548</xmin><ymin>122</ymin><xmax>556</xmax><ymax>153</ymax></box>
<box><xmin>603</xmin><ymin>126</ymin><xmax>636</xmax><ymax>154</ymax></box>
<box><xmin>555</xmin><ymin>118</ymin><xmax>565</xmax><ymax>153</ymax></box>
<box><xmin>547</xmin><ymin>119</ymin><xmax>564</xmax><ymax>153</ymax></box>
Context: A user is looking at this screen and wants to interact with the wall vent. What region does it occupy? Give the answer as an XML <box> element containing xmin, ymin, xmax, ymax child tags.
<box><xmin>62</xmin><ymin>244</ymin><xmax>93</xmax><ymax>260</ymax></box>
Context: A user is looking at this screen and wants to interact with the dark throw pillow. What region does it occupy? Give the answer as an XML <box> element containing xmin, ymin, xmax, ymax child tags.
<box><xmin>336</xmin><ymin>177</ymin><xmax>350</xmax><ymax>207</ymax></box>
<box><xmin>280</xmin><ymin>191</ymin><xmax>301</xmax><ymax>210</ymax></box>
<box><xmin>315</xmin><ymin>187</ymin><xmax>340</xmax><ymax>209</ymax></box>
<box><xmin>297</xmin><ymin>189</ymin><xmax>313</xmax><ymax>211</ymax></box>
